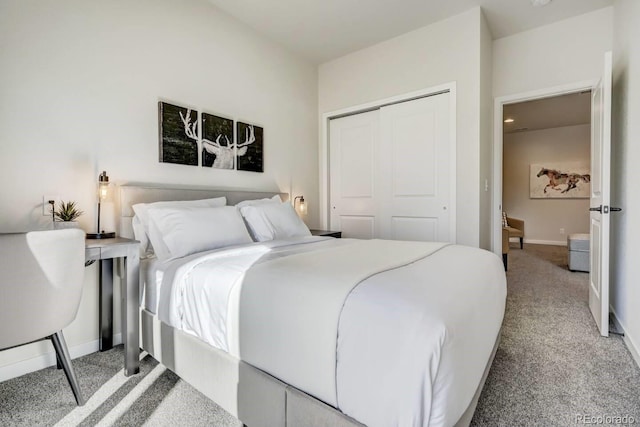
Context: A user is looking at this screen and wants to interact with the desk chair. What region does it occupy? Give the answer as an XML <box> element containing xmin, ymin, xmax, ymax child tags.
<box><xmin>0</xmin><ymin>229</ymin><xmax>86</xmax><ymax>405</ymax></box>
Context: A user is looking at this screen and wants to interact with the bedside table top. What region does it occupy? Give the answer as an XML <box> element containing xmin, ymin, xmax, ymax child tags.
<box><xmin>85</xmin><ymin>237</ymin><xmax>140</xmax><ymax>261</ymax></box>
<box><xmin>85</xmin><ymin>236</ymin><xmax>139</xmax><ymax>249</ymax></box>
<box><xmin>310</xmin><ymin>229</ymin><xmax>341</xmax><ymax>238</ymax></box>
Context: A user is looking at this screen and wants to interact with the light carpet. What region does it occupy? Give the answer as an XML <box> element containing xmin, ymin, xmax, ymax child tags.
<box><xmin>471</xmin><ymin>244</ymin><xmax>640</xmax><ymax>426</ymax></box>
<box><xmin>1</xmin><ymin>244</ymin><xmax>639</xmax><ymax>426</ymax></box>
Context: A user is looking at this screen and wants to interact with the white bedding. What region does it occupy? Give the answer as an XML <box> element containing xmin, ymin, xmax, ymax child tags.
<box><xmin>140</xmin><ymin>257</ymin><xmax>165</xmax><ymax>313</ymax></box>
<box><xmin>157</xmin><ymin>237</ymin><xmax>339</xmax><ymax>352</ymax></box>
<box><xmin>156</xmin><ymin>237</ymin><xmax>506</xmax><ymax>427</ymax></box>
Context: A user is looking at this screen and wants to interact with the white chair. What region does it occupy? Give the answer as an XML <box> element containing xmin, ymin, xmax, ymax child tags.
<box><xmin>0</xmin><ymin>229</ymin><xmax>86</xmax><ymax>405</ymax></box>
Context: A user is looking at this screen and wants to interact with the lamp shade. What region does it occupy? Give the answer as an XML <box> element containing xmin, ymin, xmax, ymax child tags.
<box><xmin>98</xmin><ymin>171</ymin><xmax>109</xmax><ymax>200</ymax></box>
<box><xmin>294</xmin><ymin>195</ymin><xmax>307</xmax><ymax>216</ymax></box>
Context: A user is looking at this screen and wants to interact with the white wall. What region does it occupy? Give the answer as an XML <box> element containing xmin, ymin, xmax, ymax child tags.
<box><xmin>503</xmin><ymin>125</ymin><xmax>591</xmax><ymax>245</ymax></box>
<box><xmin>0</xmin><ymin>0</ymin><xmax>317</xmax><ymax>374</ymax></box>
<box><xmin>493</xmin><ymin>7</ymin><xmax>613</xmax><ymax>98</ymax></box>
<box><xmin>611</xmin><ymin>0</ymin><xmax>640</xmax><ymax>365</ymax></box>
<box><xmin>319</xmin><ymin>8</ymin><xmax>484</xmax><ymax>247</ymax></box>
<box><xmin>479</xmin><ymin>11</ymin><xmax>493</xmax><ymax>250</ymax></box>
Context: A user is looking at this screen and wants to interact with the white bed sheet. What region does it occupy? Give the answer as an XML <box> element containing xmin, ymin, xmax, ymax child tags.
<box><xmin>156</xmin><ymin>238</ymin><xmax>506</xmax><ymax>427</ymax></box>
<box><xmin>156</xmin><ymin>236</ymin><xmax>337</xmax><ymax>353</ymax></box>
<box><xmin>140</xmin><ymin>257</ymin><xmax>165</xmax><ymax>313</ymax></box>
<box><xmin>139</xmin><ymin>237</ymin><xmax>301</xmax><ymax>314</ymax></box>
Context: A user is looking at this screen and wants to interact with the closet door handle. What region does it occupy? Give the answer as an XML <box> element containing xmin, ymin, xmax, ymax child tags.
<box><xmin>589</xmin><ymin>205</ymin><xmax>602</xmax><ymax>213</ymax></box>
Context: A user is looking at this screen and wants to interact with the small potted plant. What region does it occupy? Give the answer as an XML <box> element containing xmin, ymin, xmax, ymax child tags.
<box><xmin>52</xmin><ymin>201</ymin><xmax>84</xmax><ymax>230</ymax></box>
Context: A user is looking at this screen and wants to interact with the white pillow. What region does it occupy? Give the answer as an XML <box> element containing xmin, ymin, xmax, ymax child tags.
<box><xmin>132</xmin><ymin>196</ymin><xmax>226</xmax><ymax>256</ymax></box>
<box><xmin>131</xmin><ymin>215</ymin><xmax>152</xmax><ymax>258</ymax></box>
<box><xmin>240</xmin><ymin>201</ymin><xmax>311</xmax><ymax>242</ymax></box>
<box><xmin>235</xmin><ymin>195</ymin><xmax>281</xmax><ymax>209</ymax></box>
<box><xmin>146</xmin><ymin>206</ymin><xmax>252</xmax><ymax>260</ymax></box>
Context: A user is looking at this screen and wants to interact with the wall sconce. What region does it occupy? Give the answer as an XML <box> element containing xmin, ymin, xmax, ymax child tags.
<box><xmin>86</xmin><ymin>171</ymin><xmax>116</xmax><ymax>239</ymax></box>
<box><xmin>294</xmin><ymin>195</ymin><xmax>307</xmax><ymax>216</ymax></box>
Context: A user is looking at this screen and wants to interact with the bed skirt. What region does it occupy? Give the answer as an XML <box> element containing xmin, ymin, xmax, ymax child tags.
<box><xmin>141</xmin><ymin>308</ymin><xmax>499</xmax><ymax>427</ymax></box>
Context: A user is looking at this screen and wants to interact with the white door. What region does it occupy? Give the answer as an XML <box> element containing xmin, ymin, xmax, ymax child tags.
<box><xmin>589</xmin><ymin>52</ymin><xmax>613</xmax><ymax>337</ymax></box>
<box><xmin>329</xmin><ymin>110</ymin><xmax>380</xmax><ymax>239</ymax></box>
<box><xmin>329</xmin><ymin>93</ymin><xmax>453</xmax><ymax>242</ymax></box>
<box><xmin>378</xmin><ymin>93</ymin><xmax>452</xmax><ymax>242</ymax></box>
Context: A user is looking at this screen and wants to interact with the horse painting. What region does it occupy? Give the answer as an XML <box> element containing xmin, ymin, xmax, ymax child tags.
<box><xmin>535</xmin><ymin>167</ymin><xmax>591</xmax><ymax>195</ymax></box>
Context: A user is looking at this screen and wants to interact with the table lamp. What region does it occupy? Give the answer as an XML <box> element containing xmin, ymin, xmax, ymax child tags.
<box><xmin>86</xmin><ymin>171</ymin><xmax>116</xmax><ymax>239</ymax></box>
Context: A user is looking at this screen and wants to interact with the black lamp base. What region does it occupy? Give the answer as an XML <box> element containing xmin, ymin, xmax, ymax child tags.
<box><xmin>86</xmin><ymin>231</ymin><xmax>116</xmax><ymax>239</ymax></box>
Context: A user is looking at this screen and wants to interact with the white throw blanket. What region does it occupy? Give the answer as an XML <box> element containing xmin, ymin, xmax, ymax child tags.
<box><xmin>238</xmin><ymin>239</ymin><xmax>449</xmax><ymax>406</ymax></box>
<box><xmin>337</xmin><ymin>244</ymin><xmax>506</xmax><ymax>426</ymax></box>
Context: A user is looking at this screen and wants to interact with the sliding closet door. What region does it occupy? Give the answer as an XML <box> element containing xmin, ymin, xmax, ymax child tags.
<box><xmin>378</xmin><ymin>93</ymin><xmax>451</xmax><ymax>242</ymax></box>
<box><xmin>329</xmin><ymin>92</ymin><xmax>452</xmax><ymax>242</ymax></box>
<box><xmin>329</xmin><ymin>110</ymin><xmax>380</xmax><ymax>239</ymax></box>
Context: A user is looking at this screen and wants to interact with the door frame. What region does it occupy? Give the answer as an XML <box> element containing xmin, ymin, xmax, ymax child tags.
<box><xmin>320</xmin><ymin>82</ymin><xmax>457</xmax><ymax>243</ymax></box>
<box><xmin>491</xmin><ymin>80</ymin><xmax>597</xmax><ymax>254</ymax></box>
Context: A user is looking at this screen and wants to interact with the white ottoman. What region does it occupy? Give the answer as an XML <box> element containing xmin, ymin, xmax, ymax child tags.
<box><xmin>568</xmin><ymin>233</ymin><xmax>590</xmax><ymax>272</ymax></box>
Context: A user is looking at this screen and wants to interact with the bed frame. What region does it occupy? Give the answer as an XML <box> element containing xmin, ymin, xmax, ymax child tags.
<box><xmin>119</xmin><ymin>183</ymin><xmax>499</xmax><ymax>427</ymax></box>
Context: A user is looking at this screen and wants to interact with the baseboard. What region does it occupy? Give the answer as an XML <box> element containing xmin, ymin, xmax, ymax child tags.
<box><xmin>610</xmin><ymin>309</ymin><xmax>640</xmax><ymax>369</ymax></box>
<box><xmin>610</xmin><ymin>309</ymin><xmax>625</xmax><ymax>335</ymax></box>
<box><xmin>0</xmin><ymin>333</ymin><xmax>122</xmax><ymax>382</ymax></box>
<box><xmin>521</xmin><ymin>239</ymin><xmax>567</xmax><ymax>246</ymax></box>
<box><xmin>624</xmin><ymin>334</ymin><xmax>640</xmax><ymax>369</ymax></box>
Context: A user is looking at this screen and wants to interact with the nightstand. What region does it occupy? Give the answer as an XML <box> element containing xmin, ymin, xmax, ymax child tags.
<box><xmin>85</xmin><ymin>237</ymin><xmax>140</xmax><ymax>376</ymax></box>
<box><xmin>310</xmin><ymin>229</ymin><xmax>342</xmax><ymax>238</ymax></box>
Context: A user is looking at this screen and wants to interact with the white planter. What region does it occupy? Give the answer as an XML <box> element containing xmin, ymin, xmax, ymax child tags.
<box><xmin>53</xmin><ymin>221</ymin><xmax>81</xmax><ymax>230</ymax></box>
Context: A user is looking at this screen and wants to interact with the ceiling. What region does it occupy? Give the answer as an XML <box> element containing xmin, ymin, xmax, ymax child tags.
<box><xmin>503</xmin><ymin>91</ymin><xmax>592</xmax><ymax>134</ymax></box>
<box><xmin>206</xmin><ymin>0</ymin><xmax>613</xmax><ymax>63</ymax></box>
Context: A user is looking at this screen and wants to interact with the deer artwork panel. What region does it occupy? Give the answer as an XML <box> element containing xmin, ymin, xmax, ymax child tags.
<box><xmin>158</xmin><ymin>102</ymin><xmax>199</xmax><ymax>166</ymax></box>
<box><xmin>530</xmin><ymin>163</ymin><xmax>590</xmax><ymax>199</ymax></box>
<box><xmin>201</xmin><ymin>112</ymin><xmax>234</xmax><ymax>169</ymax></box>
<box><xmin>158</xmin><ymin>101</ymin><xmax>263</xmax><ymax>171</ymax></box>
<box><xmin>236</xmin><ymin>121</ymin><xmax>263</xmax><ymax>173</ymax></box>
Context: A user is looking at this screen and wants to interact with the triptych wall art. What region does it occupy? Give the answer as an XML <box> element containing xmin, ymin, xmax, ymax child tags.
<box><xmin>158</xmin><ymin>101</ymin><xmax>264</xmax><ymax>173</ymax></box>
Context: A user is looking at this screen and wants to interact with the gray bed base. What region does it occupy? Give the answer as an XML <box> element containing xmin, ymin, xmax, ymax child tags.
<box><xmin>119</xmin><ymin>183</ymin><xmax>499</xmax><ymax>427</ymax></box>
<box><xmin>141</xmin><ymin>310</ymin><xmax>499</xmax><ymax>427</ymax></box>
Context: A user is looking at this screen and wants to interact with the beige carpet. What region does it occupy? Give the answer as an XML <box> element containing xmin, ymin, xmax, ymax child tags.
<box><xmin>471</xmin><ymin>244</ymin><xmax>640</xmax><ymax>426</ymax></box>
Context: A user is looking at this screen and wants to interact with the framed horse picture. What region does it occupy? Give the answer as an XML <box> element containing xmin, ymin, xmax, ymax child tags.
<box><xmin>530</xmin><ymin>163</ymin><xmax>590</xmax><ymax>198</ymax></box>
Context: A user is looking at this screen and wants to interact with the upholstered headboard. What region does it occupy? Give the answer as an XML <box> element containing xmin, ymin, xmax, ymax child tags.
<box><xmin>118</xmin><ymin>184</ymin><xmax>289</xmax><ymax>239</ymax></box>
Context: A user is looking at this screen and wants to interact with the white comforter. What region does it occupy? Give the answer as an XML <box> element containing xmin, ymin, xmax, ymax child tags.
<box><xmin>157</xmin><ymin>237</ymin><xmax>506</xmax><ymax>427</ymax></box>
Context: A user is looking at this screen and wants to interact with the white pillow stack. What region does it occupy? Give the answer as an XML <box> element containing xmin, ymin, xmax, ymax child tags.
<box><xmin>240</xmin><ymin>201</ymin><xmax>311</xmax><ymax>242</ymax></box>
<box><xmin>132</xmin><ymin>197</ymin><xmax>226</xmax><ymax>258</ymax></box>
<box><xmin>235</xmin><ymin>194</ymin><xmax>282</xmax><ymax>209</ymax></box>
<box><xmin>146</xmin><ymin>206</ymin><xmax>252</xmax><ymax>260</ymax></box>
<box><xmin>129</xmin><ymin>194</ymin><xmax>309</xmax><ymax>260</ymax></box>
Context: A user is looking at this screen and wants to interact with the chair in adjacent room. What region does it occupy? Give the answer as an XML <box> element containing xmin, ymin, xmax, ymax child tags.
<box><xmin>0</xmin><ymin>229</ymin><xmax>86</xmax><ymax>405</ymax></box>
<box><xmin>504</xmin><ymin>215</ymin><xmax>525</xmax><ymax>249</ymax></box>
<box><xmin>502</xmin><ymin>227</ymin><xmax>510</xmax><ymax>271</ymax></box>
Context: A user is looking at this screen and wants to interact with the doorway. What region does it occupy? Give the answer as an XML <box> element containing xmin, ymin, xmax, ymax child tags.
<box><xmin>501</xmin><ymin>91</ymin><xmax>592</xmax><ymax>250</ymax></box>
<box><xmin>492</xmin><ymin>81</ymin><xmax>597</xmax><ymax>255</ymax></box>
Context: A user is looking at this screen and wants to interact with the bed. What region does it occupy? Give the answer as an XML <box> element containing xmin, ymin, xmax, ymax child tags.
<box><xmin>118</xmin><ymin>184</ymin><xmax>506</xmax><ymax>427</ymax></box>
